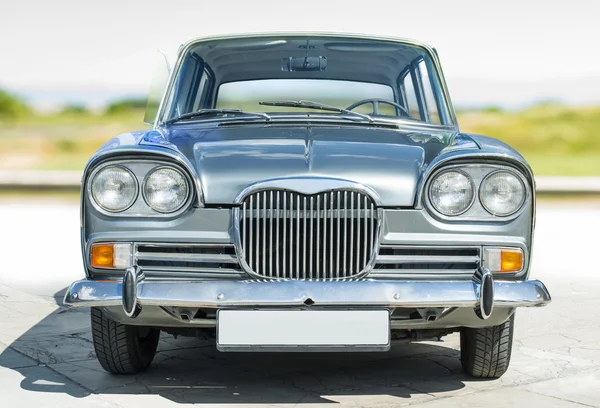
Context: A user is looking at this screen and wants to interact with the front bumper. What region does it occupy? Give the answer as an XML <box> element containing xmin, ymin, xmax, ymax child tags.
<box><xmin>64</xmin><ymin>273</ymin><xmax>551</xmax><ymax>314</ymax></box>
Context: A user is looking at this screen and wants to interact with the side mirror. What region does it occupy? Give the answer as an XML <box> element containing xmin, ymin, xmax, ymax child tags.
<box><xmin>144</xmin><ymin>51</ymin><xmax>172</xmax><ymax>126</ymax></box>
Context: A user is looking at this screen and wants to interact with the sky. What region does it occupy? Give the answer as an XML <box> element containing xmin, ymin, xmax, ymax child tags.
<box><xmin>1</xmin><ymin>0</ymin><xmax>599</xmax><ymax>110</ymax></box>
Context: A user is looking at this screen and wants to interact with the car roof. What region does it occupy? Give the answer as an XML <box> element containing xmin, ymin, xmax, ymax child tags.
<box><xmin>178</xmin><ymin>32</ymin><xmax>437</xmax><ymax>56</ymax></box>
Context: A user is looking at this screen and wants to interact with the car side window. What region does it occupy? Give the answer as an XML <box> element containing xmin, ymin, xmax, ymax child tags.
<box><xmin>191</xmin><ymin>69</ymin><xmax>213</xmax><ymax>111</ymax></box>
<box><xmin>417</xmin><ymin>60</ymin><xmax>442</xmax><ymax>125</ymax></box>
<box><xmin>401</xmin><ymin>72</ymin><xmax>422</xmax><ymax>121</ymax></box>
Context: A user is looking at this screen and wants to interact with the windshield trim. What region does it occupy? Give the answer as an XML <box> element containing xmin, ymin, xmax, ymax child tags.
<box><xmin>155</xmin><ymin>32</ymin><xmax>458</xmax><ymax>130</ymax></box>
<box><xmin>161</xmin><ymin>112</ymin><xmax>457</xmax><ymax>132</ymax></box>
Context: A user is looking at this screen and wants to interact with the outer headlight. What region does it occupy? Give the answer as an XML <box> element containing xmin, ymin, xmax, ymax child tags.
<box><xmin>429</xmin><ymin>170</ymin><xmax>475</xmax><ymax>216</ymax></box>
<box><xmin>143</xmin><ymin>167</ymin><xmax>189</xmax><ymax>213</ymax></box>
<box><xmin>480</xmin><ymin>171</ymin><xmax>525</xmax><ymax>216</ymax></box>
<box><xmin>90</xmin><ymin>166</ymin><xmax>138</xmax><ymax>212</ymax></box>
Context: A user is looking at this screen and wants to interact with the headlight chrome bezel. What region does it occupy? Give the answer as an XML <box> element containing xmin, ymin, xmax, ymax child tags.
<box><xmin>142</xmin><ymin>166</ymin><xmax>191</xmax><ymax>213</ymax></box>
<box><xmin>479</xmin><ymin>170</ymin><xmax>527</xmax><ymax>217</ymax></box>
<box><xmin>86</xmin><ymin>159</ymin><xmax>195</xmax><ymax>217</ymax></box>
<box><xmin>428</xmin><ymin>169</ymin><xmax>476</xmax><ymax>216</ymax></box>
<box><xmin>424</xmin><ymin>163</ymin><xmax>530</xmax><ymax>222</ymax></box>
<box><xmin>89</xmin><ymin>164</ymin><xmax>139</xmax><ymax>213</ymax></box>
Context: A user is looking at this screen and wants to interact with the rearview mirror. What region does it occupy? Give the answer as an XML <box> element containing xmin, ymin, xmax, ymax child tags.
<box><xmin>281</xmin><ymin>56</ymin><xmax>327</xmax><ymax>72</ymax></box>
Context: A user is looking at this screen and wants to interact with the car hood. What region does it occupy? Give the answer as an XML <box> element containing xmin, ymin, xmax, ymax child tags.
<box><xmin>160</xmin><ymin>124</ymin><xmax>468</xmax><ymax>206</ymax></box>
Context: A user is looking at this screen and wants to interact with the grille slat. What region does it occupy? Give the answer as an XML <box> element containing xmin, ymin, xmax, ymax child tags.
<box><xmin>309</xmin><ymin>196</ymin><xmax>313</xmax><ymax>279</ymax></box>
<box><xmin>249</xmin><ymin>195</ymin><xmax>253</xmax><ymax>269</ymax></box>
<box><xmin>262</xmin><ymin>191</ymin><xmax>267</xmax><ymax>277</ymax></box>
<box><xmin>336</xmin><ymin>191</ymin><xmax>341</xmax><ymax>278</ymax></box>
<box><xmin>316</xmin><ymin>195</ymin><xmax>320</xmax><ymax>278</ymax></box>
<box><xmin>376</xmin><ymin>255</ymin><xmax>480</xmax><ymax>264</ymax></box>
<box><xmin>303</xmin><ymin>197</ymin><xmax>307</xmax><ymax>279</ymax></box>
<box><xmin>256</xmin><ymin>192</ymin><xmax>260</xmax><ymax>274</ymax></box>
<box><xmin>373</xmin><ymin>246</ymin><xmax>481</xmax><ymax>279</ymax></box>
<box><xmin>363</xmin><ymin>195</ymin><xmax>368</xmax><ymax>266</ymax></box>
<box><xmin>239</xmin><ymin>189</ymin><xmax>379</xmax><ymax>280</ymax></box>
<box><xmin>283</xmin><ymin>193</ymin><xmax>287</xmax><ymax>277</ymax></box>
<box><xmin>269</xmin><ymin>191</ymin><xmax>273</xmax><ymax>277</ymax></box>
<box><xmin>296</xmin><ymin>194</ymin><xmax>300</xmax><ymax>279</ymax></box>
<box><xmin>349</xmin><ymin>191</ymin><xmax>354</xmax><ymax>274</ymax></box>
<box><xmin>136</xmin><ymin>252</ymin><xmax>238</xmax><ymax>263</ymax></box>
<box><xmin>134</xmin><ymin>243</ymin><xmax>243</xmax><ymax>279</ymax></box>
<box><xmin>276</xmin><ymin>191</ymin><xmax>280</xmax><ymax>278</ymax></box>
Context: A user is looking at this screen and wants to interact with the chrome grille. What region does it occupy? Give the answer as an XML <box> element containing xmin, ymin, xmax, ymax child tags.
<box><xmin>134</xmin><ymin>243</ymin><xmax>244</xmax><ymax>280</ymax></box>
<box><xmin>372</xmin><ymin>246</ymin><xmax>481</xmax><ymax>279</ymax></box>
<box><xmin>238</xmin><ymin>189</ymin><xmax>379</xmax><ymax>279</ymax></box>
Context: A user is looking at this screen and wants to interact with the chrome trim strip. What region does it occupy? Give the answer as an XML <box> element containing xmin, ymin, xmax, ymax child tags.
<box><xmin>136</xmin><ymin>243</ymin><xmax>235</xmax><ymax>248</ymax></box>
<box><xmin>375</xmin><ymin>255</ymin><xmax>480</xmax><ymax>264</ymax></box>
<box><xmin>368</xmin><ymin>271</ymin><xmax>475</xmax><ymax>280</ymax></box>
<box><xmin>233</xmin><ymin>177</ymin><xmax>382</xmax><ymax>205</ymax></box>
<box><xmin>64</xmin><ymin>278</ymin><xmax>551</xmax><ymax>309</ymax></box>
<box><xmin>135</xmin><ymin>252</ymin><xmax>238</xmax><ymax>263</ymax></box>
<box><xmin>142</xmin><ymin>266</ymin><xmax>242</xmax><ymax>273</ymax></box>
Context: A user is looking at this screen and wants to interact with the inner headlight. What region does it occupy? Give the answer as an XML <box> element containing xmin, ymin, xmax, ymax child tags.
<box><xmin>90</xmin><ymin>166</ymin><xmax>138</xmax><ymax>212</ymax></box>
<box><xmin>480</xmin><ymin>171</ymin><xmax>525</xmax><ymax>216</ymax></box>
<box><xmin>143</xmin><ymin>167</ymin><xmax>189</xmax><ymax>213</ymax></box>
<box><xmin>429</xmin><ymin>170</ymin><xmax>475</xmax><ymax>216</ymax></box>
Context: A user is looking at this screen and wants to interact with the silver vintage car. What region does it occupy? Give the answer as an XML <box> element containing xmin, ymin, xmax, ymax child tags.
<box><xmin>64</xmin><ymin>33</ymin><xmax>551</xmax><ymax>378</ymax></box>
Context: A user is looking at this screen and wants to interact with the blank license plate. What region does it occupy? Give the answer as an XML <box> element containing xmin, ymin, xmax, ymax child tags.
<box><xmin>217</xmin><ymin>310</ymin><xmax>390</xmax><ymax>351</ymax></box>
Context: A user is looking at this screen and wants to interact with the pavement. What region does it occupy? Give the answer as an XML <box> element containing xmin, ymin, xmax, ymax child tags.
<box><xmin>1</xmin><ymin>198</ymin><xmax>599</xmax><ymax>407</ymax></box>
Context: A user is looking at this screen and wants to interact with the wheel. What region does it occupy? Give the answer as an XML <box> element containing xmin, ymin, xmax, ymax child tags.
<box><xmin>91</xmin><ymin>307</ymin><xmax>160</xmax><ymax>374</ymax></box>
<box><xmin>460</xmin><ymin>314</ymin><xmax>514</xmax><ymax>378</ymax></box>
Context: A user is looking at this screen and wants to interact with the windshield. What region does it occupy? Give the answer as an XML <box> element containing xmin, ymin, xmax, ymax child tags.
<box><xmin>162</xmin><ymin>36</ymin><xmax>452</xmax><ymax>126</ymax></box>
<box><xmin>217</xmin><ymin>80</ymin><xmax>396</xmax><ymax>116</ymax></box>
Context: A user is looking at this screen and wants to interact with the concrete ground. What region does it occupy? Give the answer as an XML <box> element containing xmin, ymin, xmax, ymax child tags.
<box><xmin>1</xmin><ymin>198</ymin><xmax>599</xmax><ymax>407</ymax></box>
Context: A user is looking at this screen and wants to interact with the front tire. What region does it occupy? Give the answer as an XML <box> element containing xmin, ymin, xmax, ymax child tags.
<box><xmin>91</xmin><ymin>307</ymin><xmax>160</xmax><ymax>374</ymax></box>
<box><xmin>460</xmin><ymin>314</ymin><xmax>514</xmax><ymax>378</ymax></box>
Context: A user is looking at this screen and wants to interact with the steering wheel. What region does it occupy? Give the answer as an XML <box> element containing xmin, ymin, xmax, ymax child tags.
<box><xmin>346</xmin><ymin>98</ymin><xmax>410</xmax><ymax>117</ymax></box>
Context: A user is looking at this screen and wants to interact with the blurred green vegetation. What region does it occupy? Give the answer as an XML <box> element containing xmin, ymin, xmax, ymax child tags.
<box><xmin>459</xmin><ymin>104</ymin><xmax>600</xmax><ymax>176</ymax></box>
<box><xmin>0</xmin><ymin>90</ymin><xmax>598</xmax><ymax>175</ymax></box>
<box><xmin>105</xmin><ymin>98</ymin><xmax>148</xmax><ymax>115</ymax></box>
<box><xmin>0</xmin><ymin>89</ymin><xmax>31</xmax><ymax>119</ymax></box>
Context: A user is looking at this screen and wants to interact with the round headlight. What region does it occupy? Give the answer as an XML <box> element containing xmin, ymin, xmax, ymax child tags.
<box><xmin>480</xmin><ymin>171</ymin><xmax>525</xmax><ymax>216</ymax></box>
<box><xmin>429</xmin><ymin>170</ymin><xmax>475</xmax><ymax>216</ymax></box>
<box><xmin>90</xmin><ymin>166</ymin><xmax>138</xmax><ymax>212</ymax></box>
<box><xmin>143</xmin><ymin>167</ymin><xmax>189</xmax><ymax>213</ymax></box>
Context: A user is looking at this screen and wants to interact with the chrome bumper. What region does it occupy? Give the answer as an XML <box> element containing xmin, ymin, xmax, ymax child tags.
<box><xmin>64</xmin><ymin>272</ymin><xmax>551</xmax><ymax>318</ymax></box>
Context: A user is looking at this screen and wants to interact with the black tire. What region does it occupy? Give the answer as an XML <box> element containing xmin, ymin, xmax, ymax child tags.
<box><xmin>460</xmin><ymin>314</ymin><xmax>514</xmax><ymax>378</ymax></box>
<box><xmin>91</xmin><ymin>307</ymin><xmax>160</xmax><ymax>374</ymax></box>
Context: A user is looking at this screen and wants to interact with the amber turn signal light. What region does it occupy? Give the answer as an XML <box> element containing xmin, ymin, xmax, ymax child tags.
<box><xmin>483</xmin><ymin>247</ymin><xmax>524</xmax><ymax>273</ymax></box>
<box><xmin>500</xmin><ymin>249</ymin><xmax>523</xmax><ymax>273</ymax></box>
<box><xmin>90</xmin><ymin>243</ymin><xmax>132</xmax><ymax>269</ymax></box>
<box><xmin>91</xmin><ymin>244</ymin><xmax>114</xmax><ymax>268</ymax></box>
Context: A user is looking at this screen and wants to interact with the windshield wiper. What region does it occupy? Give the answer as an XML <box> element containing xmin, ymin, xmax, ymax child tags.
<box><xmin>259</xmin><ymin>100</ymin><xmax>374</xmax><ymax>122</ymax></box>
<box><xmin>165</xmin><ymin>109</ymin><xmax>271</xmax><ymax>124</ymax></box>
